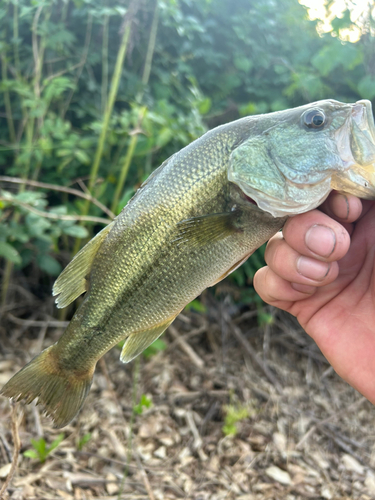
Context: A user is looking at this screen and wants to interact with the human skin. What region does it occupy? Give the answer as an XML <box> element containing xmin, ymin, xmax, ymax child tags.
<box><xmin>254</xmin><ymin>191</ymin><xmax>375</xmax><ymax>403</ymax></box>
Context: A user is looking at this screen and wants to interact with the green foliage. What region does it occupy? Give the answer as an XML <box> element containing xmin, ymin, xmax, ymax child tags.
<box><xmin>222</xmin><ymin>401</ymin><xmax>257</xmax><ymax>436</ymax></box>
<box><xmin>0</xmin><ymin>189</ymin><xmax>87</xmax><ymax>275</ymax></box>
<box><xmin>142</xmin><ymin>338</ymin><xmax>167</xmax><ymax>358</ymax></box>
<box><xmin>0</xmin><ymin>0</ymin><xmax>373</xmax><ymax>303</ymax></box>
<box><xmin>133</xmin><ymin>394</ymin><xmax>153</xmax><ymax>415</ymax></box>
<box><xmin>23</xmin><ymin>434</ymin><xmax>65</xmax><ymax>463</ymax></box>
<box><xmin>184</xmin><ymin>299</ymin><xmax>207</xmax><ymax>313</ymax></box>
<box><xmin>77</xmin><ymin>432</ymin><xmax>92</xmax><ymax>451</ymax></box>
<box><xmin>257</xmin><ymin>310</ymin><xmax>274</xmax><ymax>328</ymax></box>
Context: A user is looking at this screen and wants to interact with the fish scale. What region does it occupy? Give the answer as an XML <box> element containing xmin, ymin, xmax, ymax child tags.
<box><xmin>2</xmin><ymin>99</ymin><xmax>375</xmax><ymax>427</ymax></box>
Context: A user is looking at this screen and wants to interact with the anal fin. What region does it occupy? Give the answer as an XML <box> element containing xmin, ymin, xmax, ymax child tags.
<box><xmin>53</xmin><ymin>221</ymin><xmax>115</xmax><ymax>308</ymax></box>
<box><xmin>120</xmin><ymin>314</ymin><xmax>178</xmax><ymax>363</ymax></box>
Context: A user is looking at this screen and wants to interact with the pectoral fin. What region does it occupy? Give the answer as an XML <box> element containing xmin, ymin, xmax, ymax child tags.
<box><xmin>173</xmin><ymin>211</ymin><xmax>240</xmax><ymax>248</ymax></box>
<box><xmin>120</xmin><ymin>315</ymin><xmax>178</xmax><ymax>363</ymax></box>
<box><xmin>53</xmin><ymin>221</ymin><xmax>115</xmax><ymax>308</ymax></box>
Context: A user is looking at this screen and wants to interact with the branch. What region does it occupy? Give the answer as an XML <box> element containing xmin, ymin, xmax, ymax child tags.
<box><xmin>31</xmin><ymin>5</ymin><xmax>44</xmax><ymax>99</ymax></box>
<box><xmin>168</xmin><ymin>324</ymin><xmax>205</xmax><ymax>369</ymax></box>
<box><xmin>0</xmin><ymin>176</ymin><xmax>115</xmax><ymax>219</ymax></box>
<box><xmin>0</xmin><ymin>197</ymin><xmax>111</xmax><ymax>225</ymax></box>
<box><xmin>41</xmin><ymin>61</ymin><xmax>85</xmax><ymax>88</ymax></box>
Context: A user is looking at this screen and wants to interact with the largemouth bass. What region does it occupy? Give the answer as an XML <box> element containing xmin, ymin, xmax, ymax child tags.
<box><xmin>2</xmin><ymin>99</ymin><xmax>375</xmax><ymax>427</ymax></box>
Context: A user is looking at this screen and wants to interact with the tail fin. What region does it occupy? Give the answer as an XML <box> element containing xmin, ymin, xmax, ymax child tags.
<box><xmin>0</xmin><ymin>345</ymin><xmax>94</xmax><ymax>428</ymax></box>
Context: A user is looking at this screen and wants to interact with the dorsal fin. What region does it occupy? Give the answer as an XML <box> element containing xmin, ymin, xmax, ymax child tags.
<box><xmin>53</xmin><ymin>221</ymin><xmax>115</xmax><ymax>308</ymax></box>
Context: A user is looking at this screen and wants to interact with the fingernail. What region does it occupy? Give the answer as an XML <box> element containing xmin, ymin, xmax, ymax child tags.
<box><xmin>297</xmin><ymin>256</ymin><xmax>330</xmax><ymax>281</ymax></box>
<box><xmin>339</xmin><ymin>194</ymin><xmax>350</xmax><ymax>220</ymax></box>
<box><xmin>329</xmin><ymin>193</ymin><xmax>350</xmax><ymax>220</ymax></box>
<box><xmin>305</xmin><ymin>225</ymin><xmax>336</xmax><ymax>257</ymax></box>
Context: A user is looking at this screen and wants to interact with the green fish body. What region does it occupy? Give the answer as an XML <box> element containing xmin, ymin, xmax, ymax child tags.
<box><xmin>2</xmin><ymin>99</ymin><xmax>375</xmax><ymax>427</ymax></box>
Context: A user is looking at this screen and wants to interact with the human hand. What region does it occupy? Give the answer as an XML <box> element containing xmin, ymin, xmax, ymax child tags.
<box><xmin>254</xmin><ymin>191</ymin><xmax>375</xmax><ymax>403</ymax></box>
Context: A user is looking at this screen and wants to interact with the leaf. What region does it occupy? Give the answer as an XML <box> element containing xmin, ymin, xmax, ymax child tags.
<box><xmin>37</xmin><ymin>254</ymin><xmax>62</xmax><ymax>276</ymax></box>
<box><xmin>23</xmin><ymin>449</ymin><xmax>39</xmax><ymax>459</ymax></box>
<box><xmin>26</xmin><ymin>214</ymin><xmax>51</xmax><ymax>237</ymax></box>
<box><xmin>77</xmin><ymin>433</ymin><xmax>92</xmax><ymax>450</ymax></box>
<box><xmin>117</xmin><ymin>188</ymin><xmax>135</xmax><ymax>214</ymax></box>
<box><xmin>155</xmin><ymin>127</ymin><xmax>173</xmax><ymax>148</ymax></box>
<box><xmin>74</xmin><ymin>149</ymin><xmax>91</xmax><ymax>165</ymax></box>
<box><xmin>143</xmin><ymin>338</ymin><xmax>167</xmax><ymax>359</ymax></box>
<box><xmin>31</xmin><ymin>438</ymin><xmax>46</xmax><ymax>456</ymax></box>
<box><xmin>62</xmin><ymin>225</ymin><xmax>89</xmax><ymax>238</ymax></box>
<box><xmin>312</xmin><ymin>41</ymin><xmax>363</xmax><ymax>77</ymax></box>
<box><xmin>48</xmin><ymin>434</ymin><xmax>65</xmax><ymax>454</ymax></box>
<box><xmin>184</xmin><ymin>299</ymin><xmax>207</xmax><ymax>313</ymax></box>
<box><xmin>15</xmin><ymin>191</ymin><xmax>45</xmax><ymax>204</ymax></box>
<box><xmin>43</xmin><ymin>77</ymin><xmax>74</xmax><ymax>103</ymax></box>
<box><xmin>198</xmin><ymin>97</ymin><xmax>212</xmax><ymax>115</ymax></box>
<box><xmin>133</xmin><ymin>394</ymin><xmax>153</xmax><ymax>414</ymax></box>
<box><xmin>0</xmin><ymin>242</ymin><xmax>22</xmax><ymax>264</ymax></box>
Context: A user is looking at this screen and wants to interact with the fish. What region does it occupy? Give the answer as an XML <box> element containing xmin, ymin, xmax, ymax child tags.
<box><xmin>2</xmin><ymin>99</ymin><xmax>375</xmax><ymax>428</ymax></box>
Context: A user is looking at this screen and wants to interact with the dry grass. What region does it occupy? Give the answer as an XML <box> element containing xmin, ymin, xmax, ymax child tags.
<box><xmin>1</xmin><ymin>287</ymin><xmax>375</xmax><ymax>500</ymax></box>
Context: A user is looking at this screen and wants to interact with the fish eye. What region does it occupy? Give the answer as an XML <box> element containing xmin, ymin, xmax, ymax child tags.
<box><xmin>303</xmin><ymin>109</ymin><xmax>326</xmax><ymax>129</ymax></box>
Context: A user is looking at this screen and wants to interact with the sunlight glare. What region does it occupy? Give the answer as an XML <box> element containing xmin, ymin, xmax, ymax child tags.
<box><xmin>299</xmin><ymin>0</ymin><xmax>372</xmax><ymax>42</ymax></box>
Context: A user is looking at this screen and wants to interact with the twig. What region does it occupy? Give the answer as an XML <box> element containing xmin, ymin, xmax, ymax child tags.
<box><xmin>272</xmin><ymin>337</ymin><xmax>328</xmax><ymax>364</ymax></box>
<box><xmin>0</xmin><ymin>403</ymin><xmax>21</xmax><ymax>499</ymax></box>
<box><xmin>321</xmin><ymin>365</ymin><xmax>335</xmax><ymax>379</ymax></box>
<box><xmin>0</xmin><ymin>176</ymin><xmax>115</xmax><ymax>219</ymax></box>
<box><xmin>0</xmin><ymin>196</ymin><xmax>111</xmax><ymax>224</ymax></box>
<box><xmin>319</xmin><ymin>425</ymin><xmax>366</xmax><ymax>464</ymax></box>
<box><xmin>224</xmin><ymin>313</ymin><xmax>283</xmax><ymax>394</ymax></box>
<box><xmin>6</xmin><ymin>313</ymin><xmax>69</xmax><ymax>328</ymax></box>
<box><xmin>185</xmin><ymin>411</ymin><xmax>207</xmax><ymax>461</ymax></box>
<box><xmin>168</xmin><ymin>324</ymin><xmax>204</xmax><ymax>369</ymax></box>
<box><xmin>233</xmin><ymin>309</ymin><xmax>258</xmax><ymax>324</ymax></box>
<box><xmin>262</xmin><ymin>321</ymin><xmax>271</xmax><ymax>362</ymax></box>
<box><xmin>134</xmin><ymin>452</ymin><xmax>156</xmax><ymax>500</ymax></box>
<box><xmin>296</xmin><ymin>397</ymin><xmax>367</xmax><ymax>449</ymax></box>
<box><xmin>0</xmin><ymin>433</ymin><xmax>12</xmax><ymax>463</ymax></box>
<box><xmin>167</xmin><ymin>323</ymin><xmax>207</xmax><ymax>351</ymax></box>
<box><xmin>41</xmin><ymin>61</ymin><xmax>84</xmax><ymax>87</ymax></box>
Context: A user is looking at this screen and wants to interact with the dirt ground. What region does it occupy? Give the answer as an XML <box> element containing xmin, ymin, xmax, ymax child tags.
<box><xmin>1</xmin><ymin>286</ymin><xmax>375</xmax><ymax>500</ymax></box>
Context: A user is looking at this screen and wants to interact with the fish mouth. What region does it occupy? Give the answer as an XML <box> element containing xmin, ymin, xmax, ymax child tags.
<box><xmin>331</xmin><ymin>99</ymin><xmax>375</xmax><ymax>199</ymax></box>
